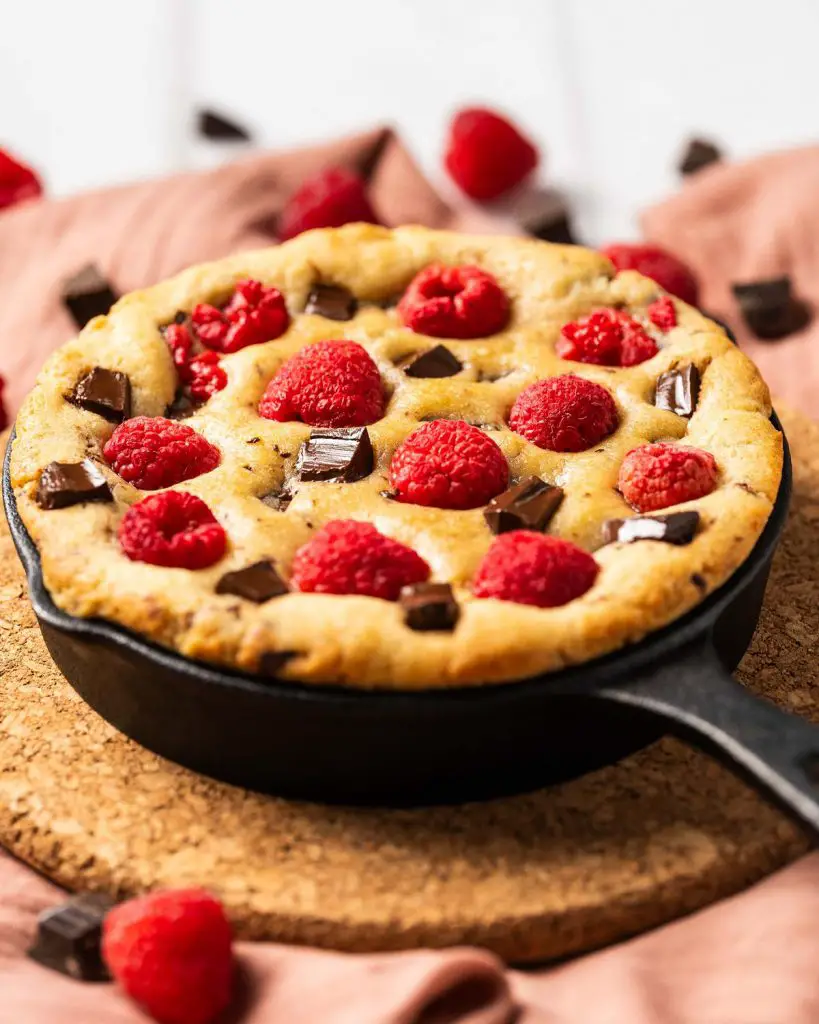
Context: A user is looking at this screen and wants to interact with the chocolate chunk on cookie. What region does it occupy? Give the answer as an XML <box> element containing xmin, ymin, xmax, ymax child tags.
<box><xmin>400</xmin><ymin>582</ymin><xmax>460</xmax><ymax>632</ymax></box>
<box><xmin>36</xmin><ymin>460</ymin><xmax>113</xmax><ymax>510</ymax></box>
<box><xmin>304</xmin><ymin>283</ymin><xmax>358</xmax><ymax>321</ymax></box>
<box><xmin>216</xmin><ymin>560</ymin><xmax>288</xmax><ymax>602</ymax></box>
<box><xmin>484</xmin><ymin>477</ymin><xmax>563</xmax><ymax>535</ymax></box>
<box><xmin>602</xmin><ymin>511</ymin><xmax>700</xmax><ymax>546</ymax></box>
<box><xmin>400</xmin><ymin>345</ymin><xmax>462</xmax><ymax>378</ymax></box>
<box><xmin>654</xmin><ymin>364</ymin><xmax>700</xmax><ymax>418</ymax></box>
<box><xmin>67</xmin><ymin>368</ymin><xmax>131</xmax><ymax>422</ymax></box>
<box><xmin>296</xmin><ymin>427</ymin><xmax>374</xmax><ymax>483</ymax></box>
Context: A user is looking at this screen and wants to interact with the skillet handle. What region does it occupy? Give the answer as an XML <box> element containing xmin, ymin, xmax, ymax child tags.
<box><xmin>597</xmin><ymin>637</ymin><xmax>819</xmax><ymax>842</ymax></box>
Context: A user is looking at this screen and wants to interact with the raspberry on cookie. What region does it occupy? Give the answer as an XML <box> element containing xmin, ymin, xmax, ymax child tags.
<box><xmin>601</xmin><ymin>243</ymin><xmax>699</xmax><ymax>306</ymax></box>
<box><xmin>103</xmin><ymin>417</ymin><xmax>220</xmax><ymax>490</ymax></box>
<box><xmin>192</xmin><ymin>279</ymin><xmax>289</xmax><ymax>354</ymax></box>
<box><xmin>398</xmin><ymin>264</ymin><xmax>510</xmax><ymax>339</ymax></box>
<box><xmin>509</xmin><ymin>375</ymin><xmax>618</xmax><ymax>452</ymax></box>
<box><xmin>118</xmin><ymin>491</ymin><xmax>226</xmax><ymax>569</ymax></box>
<box><xmin>618</xmin><ymin>443</ymin><xmax>718</xmax><ymax>512</ymax></box>
<box><xmin>557</xmin><ymin>309</ymin><xmax>658</xmax><ymax>367</ymax></box>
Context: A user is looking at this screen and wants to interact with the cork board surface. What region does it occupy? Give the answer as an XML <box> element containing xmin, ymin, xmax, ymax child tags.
<box><xmin>0</xmin><ymin>407</ymin><xmax>816</xmax><ymax>965</ymax></box>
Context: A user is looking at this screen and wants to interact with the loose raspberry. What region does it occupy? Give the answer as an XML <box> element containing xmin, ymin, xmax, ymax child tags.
<box><xmin>389</xmin><ymin>420</ymin><xmax>509</xmax><ymax>510</ymax></box>
<box><xmin>473</xmin><ymin>532</ymin><xmax>598</xmax><ymax>608</ymax></box>
<box><xmin>278</xmin><ymin>166</ymin><xmax>380</xmax><ymax>241</ymax></box>
<box><xmin>258</xmin><ymin>340</ymin><xmax>384</xmax><ymax>427</ymax></box>
<box><xmin>0</xmin><ymin>147</ymin><xmax>42</xmax><ymax>210</ymax></box>
<box><xmin>164</xmin><ymin>322</ymin><xmax>194</xmax><ymax>379</ymax></box>
<box><xmin>444</xmin><ymin>107</ymin><xmax>539</xmax><ymax>201</ymax></box>
<box><xmin>188</xmin><ymin>351</ymin><xmax>228</xmax><ymax>401</ymax></box>
<box><xmin>190</xmin><ymin>279</ymin><xmax>288</xmax><ymax>355</ymax></box>
<box><xmin>556</xmin><ymin>309</ymin><xmax>658</xmax><ymax>367</ymax></box>
<box><xmin>618</xmin><ymin>443</ymin><xmax>718</xmax><ymax>512</ymax></box>
<box><xmin>601</xmin><ymin>243</ymin><xmax>699</xmax><ymax>306</ymax></box>
<box><xmin>118</xmin><ymin>491</ymin><xmax>226</xmax><ymax>569</ymax></box>
<box><xmin>647</xmin><ymin>296</ymin><xmax>678</xmax><ymax>330</ymax></box>
<box><xmin>399</xmin><ymin>264</ymin><xmax>510</xmax><ymax>339</ymax></box>
<box><xmin>102</xmin><ymin>888</ymin><xmax>233</xmax><ymax>1024</ymax></box>
<box><xmin>290</xmin><ymin>520</ymin><xmax>430</xmax><ymax>600</ymax></box>
<box><xmin>104</xmin><ymin>417</ymin><xmax>220</xmax><ymax>490</ymax></box>
<box><xmin>509</xmin><ymin>375</ymin><xmax>618</xmax><ymax>452</ymax></box>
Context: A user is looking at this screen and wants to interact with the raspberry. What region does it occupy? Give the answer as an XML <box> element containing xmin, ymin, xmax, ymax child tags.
<box><xmin>102</xmin><ymin>888</ymin><xmax>233</xmax><ymax>1024</ymax></box>
<box><xmin>188</xmin><ymin>351</ymin><xmax>227</xmax><ymax>401</ymax></box>
<box><xmin>444</xmin><ymin>107</ymin><xmax>539</xmax><ymax>201</ymax></box>
<box><xmin>278</xmin><ymin>166</ymin><xmax>380</xmax><ymax>241</ymax></box>
<box><xmin>0</xmin><ymin>147</ymin><xmax>42</xmax><ymax>210</ymax></box>
<box><xmin>389</xmin><ymin>420</ymin><xmax>509</xmax><ymax>510</ymax></box>
<box><xmin>398</xmin><ymin>264</ymin><xmax>510</xmax><ymax>339</ymax></box>
<box><xmin>290</xmin><ymin>520</ymin><xmax>430</xmax><ymax>600</ymax></box>
<box><xmin>509</xmin><ymin>375</ymin><xmax>618</xmax><ymax>452</ymax></box>
<box><xmin>618</xmin><ymin>443</ymin><xmax>718</xmax><ymax>512</ymax></box>
<box><xmin>258</xmin><ymin>340</ymin><xmax>384</xmax><ymax>427</ymax></box>
<box><xmin>164</xmin><ymin>322</ymin><xmax>194</xmax><ymax>378</ymax></box>
<box><xmin>104</xmin><ymin>417</ymin><xmax>220</xmax><ymax>490</ymax></box>
<box><xmin>191</xmin><ymin>279</ymin><xmax>289</xmax><ymax>354</ymax></box>
<box><xmin>118</xmin><ymin>491</ymin><xmax>226</xmax><ymax>569</ymax></box>
<box><xmin>473</xmin><ymin>532</ymin><xmax>598</xmax><ymax>608</ymax></box>
<box><xmin>601</xmin><ymin>243</ymin><xmax>699</xmax><ymax>306</ymax></box>
<box><xmin>556</xmin><ymin>309</ymin><xmax>658</xmax><ymax>367</ymax></box>
<box><xmin>646</xmin><ymin>296</ymin><xmax>677</xmax><ymax>330</ymax></box>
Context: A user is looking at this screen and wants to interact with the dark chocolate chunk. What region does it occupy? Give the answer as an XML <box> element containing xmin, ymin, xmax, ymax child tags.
<box><xmin>66</xmin><ymin>367</ymin><xmax>131</xmax><ymax>422</ymax></box>
<box><xmin>296</xmin><ymin>427</ymin><xmax>373</xmax><ymax>483</ymax></box>
<box><xmin>602</xmin><ymin>511</ymin><xmax>700</xmax><ymax>546</ymax></box>
<box><xmin>62</xmin><ymin>264</ymin><xmax>118</xmax><ymax>329</ymax></box>
<box><xmin>197</xmin><ymin>108</ymin><xmax>252</xmax><ymax>142</ymax></box>
<box><xmin>260</xmin><ymin>489</ymin><xmax>292</xmax><ymax>511</ymax></box>
<box><xmin>216</xmin><ymin>560</ymin><xmax>288</xmax><ymax>602</ymax></box>
<box><xmin>304</xmin><ymin>283</ymin><xmax>358</xmax><ymax>321</ymax></box>
<box><xmin>732</xmin><ymin>277</ymin><xmax>810</xmax><ymax>340</ymax></box>
<box><xmin>36</xmin><ymin>460</ymin><xmax>113</xmax><ymax>510</ymax></box>
<box><xmin>484</xmin><ymin>477</ymin><xmax>564</xmax><ymax>535</ymax></box>
<box><xmin>27</xmin><ymin>893</ymin><xmax>114</xmax><ymax>981</ymax></box>
<box><xmin>515</xmin><ymin>189</ymin><xmax>577</xmax><ymax>245</ymax></box>
<box><xmin>165</xmin><ymin>391</ymin><xmax>196</xmax><ymax>420</ymax></box>
<box><xmin>654</xmin><ymin>364</ymin><xmax>700</xmax><ymax>418</ymax></box>
<box><xmin>400</xmin><ymin>345</ymin><xmax>462</xmax><ymax>379</ymax></box>
<box><xmin>678</xmin><ymin>137</ymin><xmax>722</xmax><ymax>176</ymax></box>
<box><xmin>171</xmin><ymin>310</ymin><xmax>188</xmax><ymax>326</ymax></box>
<box><xmin>258</xmin><ymin>650</ymin><xmax>297</xmax><ymax>676</ymax></box>
<box><xmin>400</xmin><ymin>582</ymin><xmax>460</xmax><ymax>632</ymax></box>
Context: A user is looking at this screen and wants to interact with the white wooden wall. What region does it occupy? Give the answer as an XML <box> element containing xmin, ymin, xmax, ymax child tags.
<box><xmin>4</xmin><ymin>0</ymin><xmax>819</xmax><ymax>242</ymax></box>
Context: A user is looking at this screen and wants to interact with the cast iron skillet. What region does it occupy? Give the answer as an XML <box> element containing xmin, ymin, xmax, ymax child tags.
<box><xmin>5</xmin><ymin>420</ymin><xmax>819</xmax><ymax>835</ymax></box>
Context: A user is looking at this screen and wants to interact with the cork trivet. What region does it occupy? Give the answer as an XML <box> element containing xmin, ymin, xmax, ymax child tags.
<box><xmin>0</xmin><ymin>408</ymin><xmax>817</xmax><ymax>964</ymax></box>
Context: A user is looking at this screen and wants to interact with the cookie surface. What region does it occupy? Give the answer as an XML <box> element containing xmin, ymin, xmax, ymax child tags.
<box><xmin>10</xmin><ymin>225</ymin><xmax>782</xmax><ymax>689</ymax></box>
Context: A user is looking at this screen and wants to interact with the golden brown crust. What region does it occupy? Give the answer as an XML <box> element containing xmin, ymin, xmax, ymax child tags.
<box><xmin>10</xmin><ymin>225</ymin><xmax>782</xmax><ymax>689</ymax></box>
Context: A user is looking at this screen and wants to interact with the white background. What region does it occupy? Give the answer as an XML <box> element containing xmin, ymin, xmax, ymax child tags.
<box><xmin>4</xmin><ymin>0</ymin><xmax>819</xmax><ymax>241</ymax></box>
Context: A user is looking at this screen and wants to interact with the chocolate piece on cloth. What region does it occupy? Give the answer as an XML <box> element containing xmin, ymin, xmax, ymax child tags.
<box><xmin>509</xmin><ymin>188</ymin><xmax>577</xmax><ymax>244</ymax></box>
<box><xmin>197</xmin><ymin>108</ymin><xmax>252</xmax><ymax>142</ymax></box>
<box><xmin>66</xmin><ymin>367</ymin><xmax>131</xmax><ymax>422</ymax></box>
<box><xmin>216</xmin><ymin>560</ymin><xmax>288</xmax><ymax>602</ymax></box>
<box><xmin>296</xmin><ymin>427</ymin><xmax>373</xmax><ymax>483</ymax></box>
<box><xmin>732</xmin><ymin>276</ymin><xmax>811</xmax><ymax>340</ymax></box>
<box><xmin>304</xmin><ymin>283</ymin><xmax>358</xmax><ymax>321</ymax></box>
<box><xmin>678</xmin><ymin>138</ymin><xmax>722</xmax><ymax>176</ymax></box>
<box><xmin>61</xmin><ymin>264</ymin><xmax>118</xmax><ymax>329</ymax></box>
<box><xmin>602</xmin><ymin>510</ymin><xmax>700</xmax><ymax>546</ymax></box>
<box><xmin>27</xmin><ymin>893</ymin><xmax>114</xmax><ymax>981</ymax></box>
<box><xmin>654</xmin><ymin>364</ymin><xmax>700</xmax><ymax>417</ymax></box>
<box><xmin>36</xmin><ymin>460</ymin><xmax>113</xmax><ymax>510</ymax></box>
<box><xmin>484</xmin><ymin>477</ymin><xmax>564</xmax><ymax>535</ymax></box>
<box><xmin>400</xmin><ymin>345</ymin><xmax>463</xmax><ymax>378</ymax></box>
<box><xmin>399</xmin><ymin>582</ymin><xmax>460</xmax><ymax>632</ymax></box>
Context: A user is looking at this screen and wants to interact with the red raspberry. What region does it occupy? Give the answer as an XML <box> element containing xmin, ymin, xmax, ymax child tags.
<box><xmin>398</xmin><ymin>264</ymin><xmax>510</xmax><ymax>339</ymax></box>
<box><xmin>278</xmin><ymin>166</ymin><xmax>380</xmax><ymax>241</ymax></box>
<box><xmin>601</xmin><ymin>243</ymin><xmax>699</xmax><ymax>306</ymax></box>
<box><xmin>290</xmin><ymin>520</ymin><xmax>430</xmax><ymax>600</ymax></box>
<box><xmin>444</xmin><ymin>107</ymin><xmax>539</xmax><ymax>201</ymax></box>
<box><xmin>618</xmin><ymin>443</ymin><xmax>718</xmax><ymax>512</ymax></box>
<box><xmin>102</xmin><ymin>888</ymin><xmax>233</xmax><ymax>1024</ymax></box>
<box><xmin>118</xmin><ymin>491</ymin><xmax>226</xmax><ymax>569</ymax></box>
<box><xmin>191</xmin><ymin>279</ymin><xmax>289</xmax><ymax>354</ymax></box>
<box><xmin>258</xmin><ymin>340</ymin><xmax>384</xmax><ymax>427</ymax></box>
<box><xmin>389</xmin><ymin>420</ymin><xmax>509</xmax><ymax>510</ymax></box>
<box><xmin>646</xmin><ymin>296</ymin><xmax>677</xmax><ymax>330</ymax></box>
<box><xmin>188</xmin><ymin>351</ymin><xmax>228</xmax><ymax>401</ymax></box>
<box><xmin>104</xmin><ymin>417</ymin><xmax>220</xmax><ymax>490</ymax></box>
<box><xmin>473</xmin><ymin>532</ymin><xmax>598</xmax><ymax>608</ymax></box>
<box><xmin>509</xmin><ymin>375</ymin><xmax>618</xmax><ymax>452</ymax></box>
<box><xmin>556</xmin><ymin>309</ymin><xmax>658</xmax><ymax>367</ymax></box>
<box><xmin>0</xmin><ymin>147</ymin><xmax>42</xmax><ymax>210</ymax></box>
<box><xmin>164</xmin><ymin>322</ymin><xmax>194</xmax><ymax>378</ymax></box>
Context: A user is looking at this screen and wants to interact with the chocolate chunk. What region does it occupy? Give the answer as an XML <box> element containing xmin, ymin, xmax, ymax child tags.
<box><xmin>296</xmin><ymin>427</ymin><xmax>373</xmax><ymax>483</ymax></box>
<box><xmin>400</xmin><ymin>582</ymin><xmax>460</xmax><ymax>632</ymax></box>
<box><xmin>27</xmin><ymin>893</ymin><xmax>114</xmax><ymax>981</ymax></box>
<box><xmin>703</xmin><ymin>313</ymin><xmax>737</xmax><ymax>344</ymax></box>
<box><xmin>679</xmin><ymin>138</ymin><xmax>722</xmax><ymax>176</ymax></box>
<box><xmin>691</xmin><ymin>573</ymin><xmax>707</xmax><ymax>592</ymax></box>
<box><xmin>165</xmin><ymin>391</ymin><xmax>196</xmax><ymax>420</ymax></box>
<box><xmin>400</xmin><ymin>345</ymin><xmax>462</xmax><ymax>379</ymax></box>
<box><xmin>171</xmin><ymin>310</ymin><xmax>188</xmax><ymax>326</ymax></box>
<box><xmin>66</xmin><ymin>368</ymin><xmax>131</xmax><ymax>422</ymax></box>
<box><xmin>602</xmin><ymin>511</ymin><xmax>700</xmax><ymax>546</ymax></box>
<box><xmin>484</xmin><ymin>477</ymin><xmax>564</xmax><ymax>535</ymax></box>
<box><xmin>258</xmin><ymin>650</ymin><xmax>297</xmax><ymax>677</ymax></box>
<box><xmin>216</xmin><ymin>560</ymin><xmax>288</xmax><ymax>602</ymax></box>
<box><xmin>36</xmin><ymin>460</ymin><xmax>113</xmax><ymax>510</ymax></box>
<box><xmin>304</xmin><ymin>283</ymin><xmax>358</xmax><ymax>321</ymax></box>
<box><xmin>732</xmin><ymin>277</ymin><xmax>811</xmax><ymax>340</ymax></box>
<box><xmin>197</xmin><ymin>108</ymin><xmax>252</xmax><ymax>142</ymax></box>
<box><xmin>62</xmin><ymin>264</ymin><xmax>118</xmax><ymax>329</ymax></box>
<box><xmin>260</xmin><ymin>490</ymin><xmax>292</xmax><ymax>511</ymax></box>
<box><xmin>515</xmin><ymin>189</ymin><xmax>577</xmax><ymax>244</ymax></box>
<box><xmin>654</xmin><ymin>364</ymin><xmax>700</xmax><ymax>418</ymax></box>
